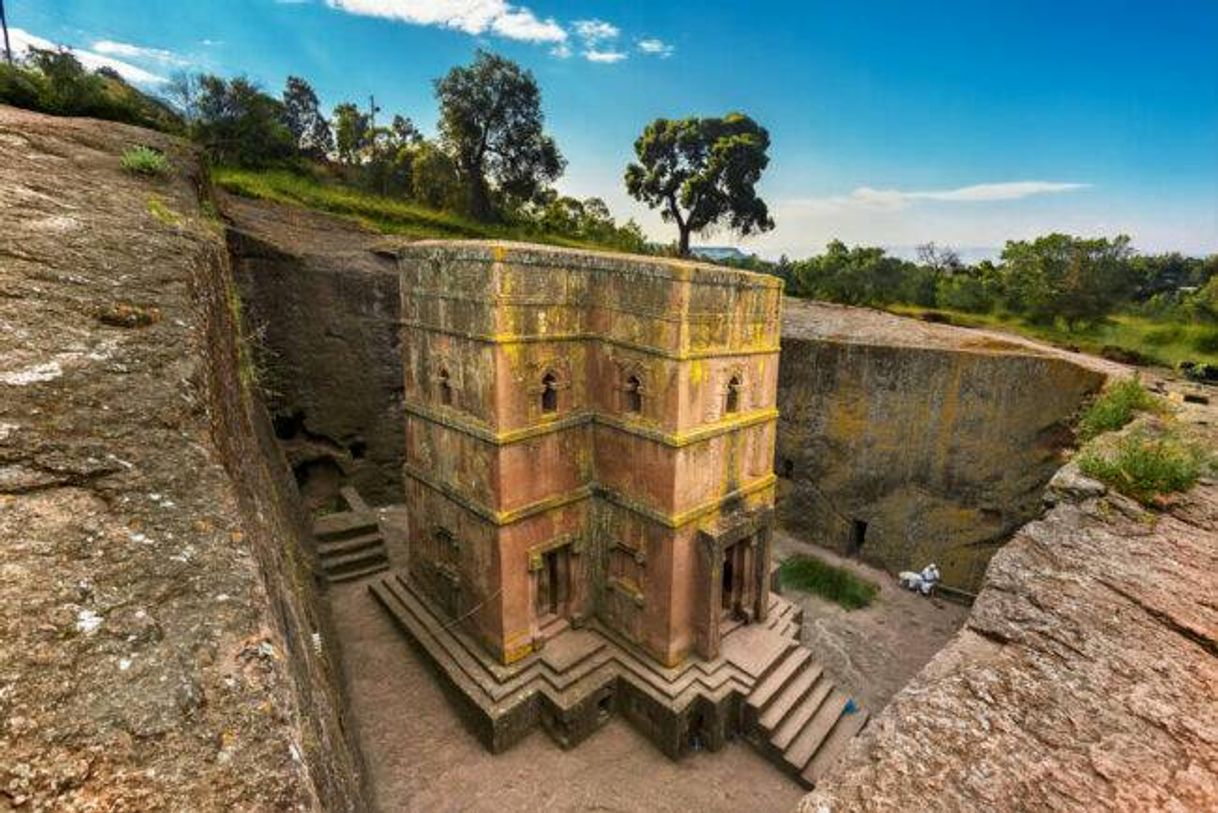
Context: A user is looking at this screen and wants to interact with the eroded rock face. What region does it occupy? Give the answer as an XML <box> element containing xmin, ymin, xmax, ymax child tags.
<box><xmin>777</xmin><ymin>300</ymin><xmax>1110</xmax><ymax>590</ymax></box>
<box><xmin>0</xmin><ymin>106</ymin><xmax>363</xmax><ymax>810</ymax></box>
<box><xmin>801</xmin><ymin>456</ymin><xmax>1218</xmax><ymax>811</ymax></box>
<box><xmin>224</xmin><ymin>195</ymin><xmax>403</xmax><ymax>507</ymax></box>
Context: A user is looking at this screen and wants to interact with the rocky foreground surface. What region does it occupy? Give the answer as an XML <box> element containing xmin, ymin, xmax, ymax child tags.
<box><xmin>0</xmin><ymin>106</ymin><xmax>362</xmax><ymax>809</ymax></box>
<box><xmin>803</xmin><ymin>409</ymin><xmax>1218</xmax><ymax>811</ymax></box>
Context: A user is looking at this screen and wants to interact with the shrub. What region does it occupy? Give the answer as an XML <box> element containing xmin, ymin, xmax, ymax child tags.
<box><xmin>121</xmin><ymin>145</ymin><xmax>169</xmax><ymax>176</ymax></box>
<box><xmin>1077</xmin><ymin>377</ymin><xmax>1159</xmax><ymax>440</ymax></box>
<box><xmin>1143</xmin><ymin>325</ymin><xmax>1185</xmax><ymax>346</ymax></box>
<box><xmin>1192</xmin><ymin>327</ymin><xmax>1218</xmax><ymax>354</ymax></box>
<box><xmin>1078</xmin><ymin>429</ymin><xmax>1206</xmax><ymax>505</ymax></box>
<box><xmin>779</xmin><ymin>555</ymin><xmax>879</xmax><ymax>610</ymax></box>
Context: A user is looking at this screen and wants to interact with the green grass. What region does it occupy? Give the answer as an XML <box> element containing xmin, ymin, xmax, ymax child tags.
<box><xmin>779</xmin><ymin>555</ymin><xmax>879</xmax><ymax>610</ymax></box>
<box><xmin>888</xmin><ymin>305</ymin><xmax>1218</xmax><ymax>369</ymax></box>
<box><xmin>145</xmin><ymin>194</ymin><xmax>182</xmax><ymax>227</ymax></box>
<box><xmin>1078</xmin><ymin>427</ymin><xmax>1208</xmax><ymax>506</ymax></box>
<box><xmin>1077</xmin><ymin>377</ymin><xmax>1162</xmax><ymax>441</ymax></box>
<box><xmin>212</xmin><ymin>167</ymin><xmax>609</xmax><ymax>249</ymax></box>
<box><xmin>121</xmin><ymin>145</ymin><xmax>168</xmax><ymax>176</ymax></box>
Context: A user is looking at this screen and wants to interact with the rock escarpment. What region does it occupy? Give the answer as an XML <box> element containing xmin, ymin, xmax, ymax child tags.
<box><xmin>801</xmin><ymin>429</ymin><xmax>1218</xmax><ymax>811</ymax></box>
<box><xmin>777</xmin><ymin>300</ymin><xmax>1113</xmax><ymax>590</ymax></box>
<box><xmin>0</xmin><ymin>106</ymin><xmax>364</xmax><ymax>809</ymax></box>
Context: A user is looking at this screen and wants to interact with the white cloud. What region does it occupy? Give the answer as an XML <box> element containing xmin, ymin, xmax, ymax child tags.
<box><xmin>571</xmin><ymin>18</ymin><xmax>627</xmax><ymax>63</ymax></box>
<box><xmin>9</xmin><ymin>28</ymin><xmax>167</xmax><ymax>85</ymax></box>
<box><xmin>550</xmin><ymin>42</ymin><xmax>572</xmax><ymax>59</ymax></box>
<box><xmin>583</xmin><ymin>49</ymin><xmax>627</xmax><ymax>64</ymax></box>
<box><xmin>790</xmin><ymin>180</ymin><xmax>1090</xmax><ymax>214</ymax></box>
<box><xmin>573</xmin><ymin>19</ymin><xmax>619</xmax><ymax>44</ymax></box>
<box><xmin>92</xmin><ymin>39</ymin><xmax>186</xmax><ymax>66</ymax></box>
<box><xmin>637</xmin><ymin>37</ymin><xmax>674</xmax><ymax>57</ymax></box>
<box><xmin>324</xmin><ymin>0</ymin><xmax>566</xmax><ymax>43</ymax></box>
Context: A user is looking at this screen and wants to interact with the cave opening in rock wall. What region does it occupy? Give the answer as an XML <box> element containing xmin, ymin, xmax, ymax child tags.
<box><xmin>847</xmin><ymin>519</ymin><xmax>867</xmax><ymax>556</ymax></box>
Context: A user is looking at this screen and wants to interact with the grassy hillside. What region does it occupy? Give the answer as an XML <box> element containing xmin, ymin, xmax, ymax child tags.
<box><xmin>888</xmin><ymin>305</ymin><xmax>1218</xmax><ymax>368</ymax></box>
<box><xmin>214</xmin><ymin>167</ymin><xmax>617</xmax><ymax>250</ymax></box>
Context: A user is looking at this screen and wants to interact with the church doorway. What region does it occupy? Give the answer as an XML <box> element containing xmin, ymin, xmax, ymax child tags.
<box><xmin>721</xmin><ymin>538</ymin><xmax>751</xmax><ymax>620</ymax></box>
<box><xmin>535</xmin><ymin>545</ymin><xmax>571</xmax><ymax>623</ymax></box>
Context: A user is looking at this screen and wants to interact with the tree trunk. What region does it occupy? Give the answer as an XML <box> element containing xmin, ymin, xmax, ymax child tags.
<box><xmin>467</xmin><ymin>173</ymin><xmax>494</xmax><ymax>223</ymax></box>
<box><xmin>678</xmin><ymin>224</ymin><xmax>691</xmax><ymax>257</ymax></box>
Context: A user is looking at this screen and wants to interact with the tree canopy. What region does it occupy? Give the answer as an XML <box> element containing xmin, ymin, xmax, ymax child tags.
<box><xmin>435</xmin><ymin>50</ymin><xmax>565</xmax><ymax>222</ymax></box>
<box><xmin>1000</xmin><ymin>234</ymin><xmax>1136</xmax><ymax>327</ymax></box>
<box><xmin>624</xmin><ymin>113</ymin><xmax>774</xmax><ymax>255</ymax></box>
<box><xmin>282</xmin><ymin>76</ymin><xmax>333</xmax><ymax>159</ymax></box>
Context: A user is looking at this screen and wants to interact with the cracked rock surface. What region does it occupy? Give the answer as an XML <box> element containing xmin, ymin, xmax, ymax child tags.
<box><xmin>801</xmin><ymin>406</ymin><xmax>1218</xmax><ymax>812</ymax></box>
<box><xmin>0</xmin><ymin>106</ymin><xmax>360</xmax><ymax>810</ymax></box>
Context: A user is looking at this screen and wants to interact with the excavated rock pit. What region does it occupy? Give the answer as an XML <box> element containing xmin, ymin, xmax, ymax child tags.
<box><xmin>777</xmin><ymin>299</ymin><xmax>1121</xmax><ymax>592</ymax></box>
<box><xmin>4</xmin><ymin>103</ymin><xmax>1213</xmax><ymax>812</ymax></box>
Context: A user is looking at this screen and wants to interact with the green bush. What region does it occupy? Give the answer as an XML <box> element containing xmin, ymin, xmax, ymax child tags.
<box><xmin>121</xmin><ymin>145</ymin><xmax>169</xmax><ymax>176</ymax></box>
<box><xmin>1078</xmin><ymin>429</ymin><xmax>1205</xmax><ymax>505</ymax></box>
<box><xmin>1192</xmin><ymin>327</ymin><xmax>1218</xmax><ymax>354</ymax></box>
<box><xmin>1077</xmin><ymin>377</ymin><xmax>1159</xmax><ymax>440</ymax></box>
<box><xmin>779</xmin><ymin>555</ymin><xmax>879</xmax><ymax>610</ymax></box>
<box><xmin>1143</xmin><ymin>325</ymin><xmax>1185</xmax><ymax>346</ymax></box>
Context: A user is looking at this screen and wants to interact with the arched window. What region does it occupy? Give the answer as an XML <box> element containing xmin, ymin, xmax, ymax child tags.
<box><xmin>541</xmin><ymin>371</ymin><xmax>559</xmax><ymax>413</ymax></box>
<box><xmin>725</xmin><ymin>375</ymin><xmax>741</xmax><ymax>414</ymax></box>
<box><xmin>438</xmin><ymin>367</ymin><xmax>453</xmax><ymax>406</ymax></box>
<box><xmin>625</xmin><ymin>375</ymin><xmax>643</xmax><ymax>414</ymax></box>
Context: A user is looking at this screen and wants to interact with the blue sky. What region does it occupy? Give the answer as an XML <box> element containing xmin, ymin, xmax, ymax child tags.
<box><xmin>9</xmin><ymin>0</ymin><xmax>1218</xmax><ymax>258</ymax></box>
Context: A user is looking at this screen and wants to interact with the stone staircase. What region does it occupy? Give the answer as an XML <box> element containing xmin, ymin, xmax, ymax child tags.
<box><xmin>371</xmin><ymin>570</ymin><xmax>869</xmax><ymax>785</ymax></box>
<box><xmin>744</xmin><ymin>644</ymin><xmax>870</xmax><ymax>787</ymax></box>
<box><xmin>312</xmin><ymin>486</ymin><xmax>389</xmax><ymax>583</ymax></box>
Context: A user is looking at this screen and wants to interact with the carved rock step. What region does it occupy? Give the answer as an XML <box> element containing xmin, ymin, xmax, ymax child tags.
<box><xmin>742</xmin><ymin>641</ymin><xmax>870</xmax><ymax>789</ymax></box>
<box><xmin>759</xmin><ymin>661</ymin><xmax>823</xmax><ymax>731</ymax></box>
<box><xmin>746</xmin><ymin>648</ymin><xmax>812</xmax><ymax>724</ymax></box>
<box><xmin>318</xmin><ymin>531</ymin><xmax>384</xmax><ymax>558</ymax></box>
<box><xmin>330</xmin><ymin>561</ymin><xmax>390</xmax><ymax>583</ymax></box>
<box><xmin>801</xmin><ymin>704</ymin><xmax>869</xmax><ymax>787</ymax></box>
<box><xmin>772</xmin><ymin>676</ymin><xmax>832</xmax><ymax>751</ymax></box>
<box><xmin>323</xmin><ymin>546</ymin><xmax>388</xmax><ymax>574</ymax></box>
<box><xmin>313</xmin><ymin>510</ymin><xmax>379</xmax><ymax>542</ymax></box>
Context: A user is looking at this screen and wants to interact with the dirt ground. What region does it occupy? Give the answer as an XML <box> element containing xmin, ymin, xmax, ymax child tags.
<box><xmin>328</xmin><ymin>580</ymin><xmax>805</xmax><ymax>813</ymax></box>
<box><xmin>772</xmin><ymin>530</ymin><xmax>971</xmax><ymax>712</ymax></box>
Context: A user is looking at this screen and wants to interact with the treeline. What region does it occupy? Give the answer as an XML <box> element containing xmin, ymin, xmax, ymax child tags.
<box><xmin>0</xmin><ymin>48</ymin><xmax>647</xmax><ymax>252</ymax></box>
<box><xmin>731</xmin><ymin>236</ymin><xmax>1218</xmax><ymax>333</ymax></box>
<box><xmin>0</xmin><ymin>48</ymin><xmax>183</xmax><ymax>132</ymax></box>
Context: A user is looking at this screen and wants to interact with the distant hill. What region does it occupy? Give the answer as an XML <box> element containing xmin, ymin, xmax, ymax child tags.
<box><xmin>690</xmin><ymin>246</ymin><xmax>751</xmax><ymax>262</ymax></box>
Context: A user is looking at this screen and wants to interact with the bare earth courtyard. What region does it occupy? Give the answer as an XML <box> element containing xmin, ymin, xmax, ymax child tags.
<box><xmin>330</xmin><ymin>521</ymin><xmax>967</xmax><ymax>811</ymax></box>
<box><xmin>772</xmin><ymin>531</ymin><xmax>971</xmax><ymax>712</ymax></box>
<box><xmin>329</xmin><ymin>581</ymin><xmax>805</xmax><ymax>812</ymax></box>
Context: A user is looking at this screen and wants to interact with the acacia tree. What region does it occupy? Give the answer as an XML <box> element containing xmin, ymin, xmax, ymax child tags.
<box><xmin>624</xmin><ymin>113</ymin><xmax>774</xmax><ymax>256</ymax></box>
<box><xmin>434</xmin><ymin>50</ymin><xmax>565</xmax><ymax>222</ymax></box>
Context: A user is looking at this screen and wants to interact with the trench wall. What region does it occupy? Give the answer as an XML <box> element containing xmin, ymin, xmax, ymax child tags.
<box><xmin>775</xmin><ymin>337</ymin><xmax>1106</xmax><ymax>590</ymax></box>
<box><xmin>0</xmin><ymin>105</ymin><xmax>364</xmax><ymax>810</ymax></box>
<box><xmin>195</xmin><ymin>233</ymin><xmax>368</xmax><ymax>808</ymax></box>
<box><xmin>226</xmin><ymin>225</ymin><xmax>403</xmax><ymax>506</ymax></box>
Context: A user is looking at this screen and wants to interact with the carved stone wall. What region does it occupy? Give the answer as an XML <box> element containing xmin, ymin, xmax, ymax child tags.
<box><xmin>396</xmin><ymin>242</ymin><xmax>782</xmax><ymax>666</ymax></box>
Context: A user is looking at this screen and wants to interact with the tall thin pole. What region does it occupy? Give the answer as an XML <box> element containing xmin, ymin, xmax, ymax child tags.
<box><xmin>0</xmin><ymin>0</ymin><xmax>13</xmax><ymax>65</ymax></box>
